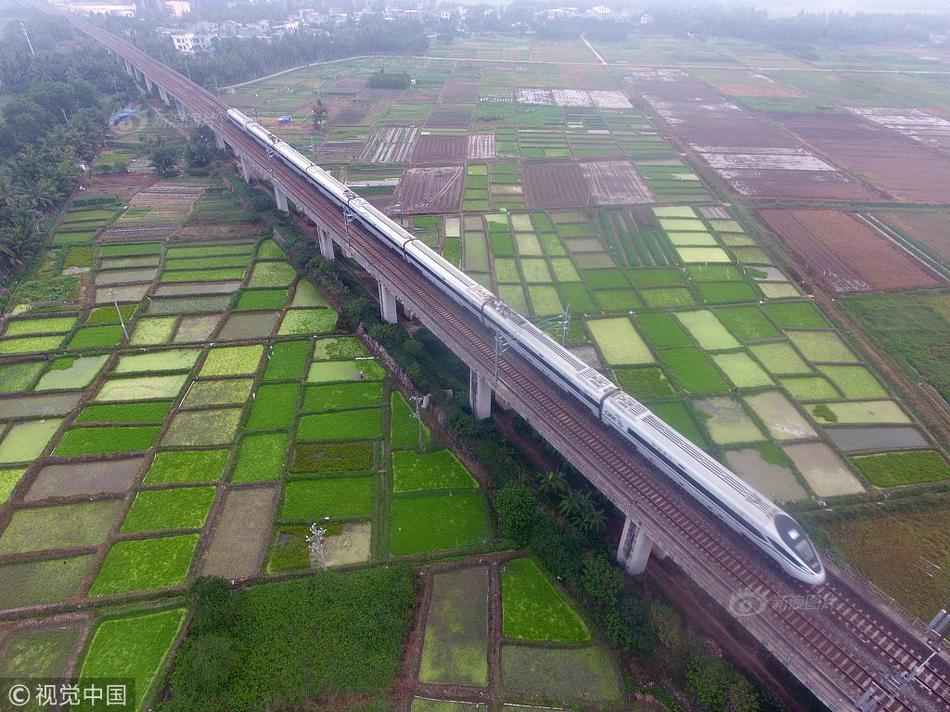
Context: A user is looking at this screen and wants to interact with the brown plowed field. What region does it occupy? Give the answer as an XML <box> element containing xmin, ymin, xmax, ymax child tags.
<box><xmin>848</xmin><ymin>108</ymin><xmax>950</xmax><ymax>154</ymax></box>
<box><xmin>331</xmin><ymin>101</ymin><xmax>370</xmax><ymax>125</ymax></box>
<box><xmin>775</xmin><ymin>112</ymin><xmax>950</xmax><ymax>203</ymax></box>
<box><xmin>412</xmin><ymin>135</ymin><xmax>467</xmax><ymax>163</ymax></box>
<box><xmin>876</xmin><ymin>210</ymin><xmax>950</xmax><ymax>263</ymax></box>
<box><xmin>579</xmin><ymin>160</ymin><xmax>654</xmax><ymax>205</ymax></box>
<box><xmin>627</xmin><ymin>76</ymin><xmax>877</xmax><ymax>201</ymax></box>
<box><xmin>78</xmin><ymin>172</ymin><xmax>155</xmax><ymax>199</ymax></box>
<box><xmin>392</xmin><ymin>166</ymin><xmax>463</xmax><ymax>214</ymax></box>
<box><xmin>697</xmin><ymin>69</ymin><xmax>806</xmax><ymax>98</ymax></box>
<box><xmin>523</xmin><ymin>160</ymin><xmax>588</xmax><ymax>209</ymax></box>
<box><xmin>759</xmin><ymin>209</ymin><xmax>946</xmax><ymax>293</ymax></box>
<box><xmin>441</xmin><ymin>82</ymin><xmax>481</xmax><ymax>101</ymax></box>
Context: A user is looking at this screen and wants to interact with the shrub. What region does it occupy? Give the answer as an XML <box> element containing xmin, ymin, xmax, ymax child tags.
<box><xmin>170</xmin><ymin>634</ymin><xmax>240</xmax><ymax>702</ymax></box>
<box><xmin>189</xmin><ymin>576</ymin><xmax>240</xmax><ymax>635</ymax></box>
<box><xmin>650</xmin><ymin>602</ymin><xmax>697</xmax><ymax>676</ymax></box>
<box><xmin>529</xmin><ymin>514</ymin><xmax>584</xmax><ymax>583</ymax></box>
<box><xmin>581</xmin><ymin>553</ymin><xmax>625</xmax><ymax>608</ymax></box>
<box><xmin>342</xmin><ymin>295</ymin><xmax>374</xmax><ymax>327</ymax></box>
<box><xmin>619</xmin><ymin>594</ymin><xmax>660</xmax><ymax>657</ymax></box>
<box><xmin>402</xmin><ymin>338</ymin><xmax>424</xmax><ymax>360</ymax></box>
<box><xmin>600</xmin><ymin>608</ymin><xmax>636</xmax><ymax>652</ymax></box>
<box><xmin>163</xmin><ymin>567</ymin><xmax>414</xmax><ymax>712</ymax></box>
<box><xmin>495</xmin><ymin>482</ymin><xmax>536</xmax><ymax>543</ymax></box>
<box><xmin>406</xmin><ymin>362</ymin><xmax>424</xmax><ymax>383</ymax></box>
<box><xmin>368</xmin><ymin>322</ymin><xmax>400</xmax><ymax>345</ymax></box>
<box><xmin>686</xmin><ymin>653</ymin><xmax>760</xmax><ymax>712</ymax></box>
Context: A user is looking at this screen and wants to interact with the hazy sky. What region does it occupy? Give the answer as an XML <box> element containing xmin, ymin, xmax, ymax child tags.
<box><xmin>726</xmin><ymin>0</ymin><xmax>950</xmax><ymax>16</ymax></box>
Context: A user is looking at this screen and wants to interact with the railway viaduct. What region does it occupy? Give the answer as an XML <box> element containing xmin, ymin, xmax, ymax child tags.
<box><xmin>49</xmin><ymin>10</ymin><xmax>950</xmax><ymax>711</ymax></box>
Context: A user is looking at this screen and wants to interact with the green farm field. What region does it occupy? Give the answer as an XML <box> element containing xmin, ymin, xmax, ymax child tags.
<box><xmin>220</xmin><ymin>45</ymin><xmax>950</xmax><ymax>626</ymax></box>
<box><xmin>3</xmin><ymin>27</ymin><xmax>950</xmax><ymax>712</ymax></box>
<box><xmin>0</xmin><ymin>160</ymin><xmax>503</xmax><ymax>712</ymax></box>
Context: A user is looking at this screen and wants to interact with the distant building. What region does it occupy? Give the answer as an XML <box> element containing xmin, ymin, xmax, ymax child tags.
<box><xmin>65</xmin><ymin>2</ymin><xmax>137</xmax><ymax>17</ymax></box>
<box><xmin>299</xmin><ymin>8</ymin><xmax>324</xmax><ymax>25</ymax></box>
<box><xmin>163</xmin><ymin>0</ymin><xmax>191</xmax><ymax>17</ymax></box>
<box><xmin>170</xmin><ymin>30</ymin><xmax>214</xmax><ymax>53</ymax></box>
<box><xmin>272</xmin><ymin>19</ymin><xmax>301</xmax><ymax>32</ymax></box>
<box><xmin>545</xmin><ymin>7</ymin><xmax>577</xmax><ymax>19</ymax></box>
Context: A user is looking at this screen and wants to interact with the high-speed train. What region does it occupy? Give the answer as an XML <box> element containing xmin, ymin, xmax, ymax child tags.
<box><xmin>227</xmin><ymin>108</ymin><xmax>826</xmax><ymax>586</ymax></box>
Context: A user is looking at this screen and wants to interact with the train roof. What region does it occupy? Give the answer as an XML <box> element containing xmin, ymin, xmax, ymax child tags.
<box><xmin>636</xmin><ymin>411</ymin><xmax>778</xmax><ymax>520</ymax></box>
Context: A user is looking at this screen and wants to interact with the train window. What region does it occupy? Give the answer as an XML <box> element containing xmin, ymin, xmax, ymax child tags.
<box><xmin>774</xmin><ymin>514</ymin><xmax>820</xmax><ymax>568</ymax></box>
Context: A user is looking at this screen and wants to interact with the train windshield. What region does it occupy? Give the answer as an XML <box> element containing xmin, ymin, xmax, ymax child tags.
<box><xmin>774</xmin><ymin>514</ymin><xmax>822</xmax><ymax>573</ymax></box>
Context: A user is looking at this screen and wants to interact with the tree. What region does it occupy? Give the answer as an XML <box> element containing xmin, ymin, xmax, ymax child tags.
<box><xmin>188</xmin><ymin>576</ymin><xmax>240</xmax><ymax>635</ymax></box>
<box><xmin>312</xmin><ymin>97</ymin><xmax>328</xmax><ymax>132</ymax></box>
<box><xmin>366</xmin><ymin>69</ymin><xmax>412</xmax><ymax>90</ymax></box>
<box><xmin>146</xmin><ymin>136</ymin><xmax>182</xmax><ymax>177</ymax></box>
<box><xmin>649</xmin><ymin>602</ymin><xmax>698</xmax><ymax>676</ymax></box>
<box><xmin>0</xmin><ymin>206</ymin><xmax>38</xmax><ymax>277</ymax></box>
<box><xmin>167</xmin><ymin>634</ymin><xmax>239</xmax><ymax>708</ymax></box>
<box><xmin>580</xmin><ymin>554</ymin><xmax>625</xmax><ymax>608</ymax></box>
<box><xmin>185</xmin><ymin>124</ymin><xmax>216</xmax><ymax>168</ymax></box>
<box><xmin>619</xmin><ymin>594</ymin><xmax>660</xmax><ymax>656</ymax></box>
<box><xmin>0</xmin><ymin>12</ymin><xmax>127</xmax><ymax>291</ymax></box>
<box><xmin>528</xmin><ymin>513</ymin><xmax>584</xmax><ymax>583</ymax></box>
<box><xmin>494</xmin><ymin>481</ymin><xmax>535</xmax><ymax>543</ymax></box>
<box><xmin>536</xmin><ymin>469</ymin><xmax>566</xmax><ymax>497</ymax></box>
<box><xmin>687</xmin><ymin>653</ymin><xmax>760</xmax><ymax>712</ymax></box>
<box><xmin>574</xmin><ymin>499</ymin><xmax>606</xmax><ymax>534</ymax></box>
<box><xmin>557</xmin><ymin>488</ymin><xmax>591</xmax><ymax>521</ymax></box>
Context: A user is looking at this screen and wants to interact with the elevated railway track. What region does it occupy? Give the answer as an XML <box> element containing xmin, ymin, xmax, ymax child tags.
<box><xmin>52</xmin><ymin>10</ymin><xmax>950</xmax><ymax>710</ymax></box>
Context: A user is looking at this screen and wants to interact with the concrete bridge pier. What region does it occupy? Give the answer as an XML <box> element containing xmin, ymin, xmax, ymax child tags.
<box><xmin>274</xmin><ymin>184</ymin><xmax>289</xmax><ymax>213</ymax></box>
<box><xmin>214</xmin><ymin>131</ymin><xmax>226</xmax><ymax>151</ymax></box>
<box><xmin>123</xmin><ymin>58</ymin><xmax>133</xmax><ymax>77</ymax></box>
<box><xmin>318</xmin><ymin>228</ymin><xmax>335</xmax><ymax>261</ymax></box>
<box><xmin>175</xmin><ymin>99</ymin><xmax>186</xmax><ymax>122</ymax></box>
<box><xmin>469</xmin><ymin>370</ymin><xmax>492</xmax><ymax>420</ymax></box>
<box><xmin>495</xmin><ymin>393</ymin><xmax>513</xmax><ymax>411</ymax></box>
<box><xmin>239</xmin><ymin>154</ymin><xmax>254</xmax><ymax>183</ymax></box>
<box><xmin>144</xmin><ymin>74</ymin><xmax>153</xmax><ymax>93</ymax></box>
<box><xmin>158</xmin><ymin>84</ymin><xmax>170</xmax><ymax>105</ymax></box>
<box><xmin>617</xmin><ymin>516</ymin><xmax>653</xmax><ymax>575</ymax></box>
<box><xmin>378</xmin><ymin>282</ymin><xmax>398</xmax><ymax>324</ymax></box>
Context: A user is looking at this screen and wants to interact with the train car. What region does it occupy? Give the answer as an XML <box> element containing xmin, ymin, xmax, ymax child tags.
<box><xmin>482</xmin><ymin>301</ymin><xmax>618</xmax><ymax>412</ymax></box>
<box><xmin>228</xmin><ymin>109</ymin><xmax>498</xmax><ymax>316</ymax></box>
<box><xmin>404</xmin><ymin>240</ymin><xmax>499</xmax><ymax>313</ymax></box>
<box><xmin>226</xmin><ymin>107</ymin><xmax>826</xmax><ymax>586</ymax></box>
<box><xmin>603</xmin><ymin>394</ymin><xmax>825</xmax><ymax>584</ymax></box>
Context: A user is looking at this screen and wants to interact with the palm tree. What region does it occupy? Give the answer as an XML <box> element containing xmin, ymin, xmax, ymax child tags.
<box><xmin>537</xmin><ymin>470</ymin><xmax>567</xmax><ymax>497</ymax></box>
<box><xmin>558</xmin><ymin>489</ymin><xmax>591</xmax><ymax>521</ymax></box>
<box><xmin>28</xmin><ymin>178</ymin><xmax>59</xmax><ymax>212</ymax></box>
<box><xmin>574</xmin><ymin>500</ymin><xmax>607</xmax><ymax>534</ymax></box>
<box><xmin>0</xmin><ymin>208</ymin><xmax>35</xmax><ymax>276</ymax></box>
<box><xmin>0</xmin><ymin>241</ymin><xmax>22</xmax><ymax>274</ymax></box>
